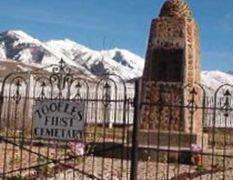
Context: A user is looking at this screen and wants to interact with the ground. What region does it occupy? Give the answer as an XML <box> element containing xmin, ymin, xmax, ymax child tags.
<box><xmin>1</xmin><ymin>128</ymin><xmax>233</xmax><ymax>179</ymax></box>
<box><xmin>0</xmin><ymin>142</ymin><xmax>233</xmax><ymax>180</ymax></box>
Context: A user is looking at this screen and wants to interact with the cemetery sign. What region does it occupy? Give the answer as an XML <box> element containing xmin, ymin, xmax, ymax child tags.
<box><xmin>33</xmin><ymin>100</ymin><xmax>84</xmax><ymax>141</ymax></box>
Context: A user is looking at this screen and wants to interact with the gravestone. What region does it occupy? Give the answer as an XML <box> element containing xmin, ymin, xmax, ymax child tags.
<box><xmin>139</xmin><ymin>0</ymin><xmax>206</xmax><ymax>149</ymax></box>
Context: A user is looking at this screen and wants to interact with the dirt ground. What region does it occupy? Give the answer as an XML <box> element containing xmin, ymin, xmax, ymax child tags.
<box><xmin>0</xmin><ymin>142</ymin><xmax>233</xmax><ymax>180</ymax></box>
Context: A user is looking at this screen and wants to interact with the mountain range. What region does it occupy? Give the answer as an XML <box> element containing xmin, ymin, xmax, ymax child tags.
<box><xmin>0</xmin><ymin>30</ymin><xmax>232</xmax><ymax>91</ymax></box>
<box><xmin>0</xmin><ymin>30</ymin><xmax>143</xmax><ymax>80</ymax></box>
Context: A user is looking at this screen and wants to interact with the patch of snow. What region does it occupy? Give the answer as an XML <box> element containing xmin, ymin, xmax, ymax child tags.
<box><xmin>201</xmin><ymin>71</ymin><xmax>233</xmax><ymax>90</ymax></box>
<box><xmin>7</xmin><ymin>30</ymin><xmax>42</xmax><ymax>47</ymax></box>
<box><xmin>0</xmin><ymin>42</ymin><xmax>6</xmax><ymax>59</ymax></box>
<box><xmin>14</xmin><ymin>49</ymin><xmax>33</xmax><ymax>63</ymax></box>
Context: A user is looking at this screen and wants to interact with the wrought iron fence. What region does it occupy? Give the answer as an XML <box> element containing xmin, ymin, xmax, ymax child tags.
<box><xmin>0</xmin><ymin>60</ymin><xmax>232</xmax><ymax>179</ymax></box>
<box><xmin>130</xmin><ymin>80</ymin><xmax>233</xmax><ymax>180</ymax></box>
<box><xmin>0</xmin><ymin>60</ymin><xmax>133</xmax><ymax>179</ymax></box>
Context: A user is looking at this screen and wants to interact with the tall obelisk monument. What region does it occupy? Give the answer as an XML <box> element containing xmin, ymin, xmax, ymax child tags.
<box><xmin>140</xmin><ymin>0</ymin><xmax>203</xmax><ymax>146</ymax></box>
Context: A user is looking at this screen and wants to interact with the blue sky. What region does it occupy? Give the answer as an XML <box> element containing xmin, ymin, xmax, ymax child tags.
<box><xmin>0</xmin><ymin>0</ymin><xmax>232</xmax><ymax>71</ymax></box>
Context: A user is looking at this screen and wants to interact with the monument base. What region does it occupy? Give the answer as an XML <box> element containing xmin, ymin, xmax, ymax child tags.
<box><xmin>129</xmin><ymin>129</ymin><xmax>208</xmax><ymax>149</ymax></box>
<box><xmin>129</xmin><ymin>129</ymin><xmax>208</xmax><ymax>151</ymax></box>
<box><xmin>128</xmin><ymin>129</ymin><xmax>208</xmax><ymax>164</ymax></box>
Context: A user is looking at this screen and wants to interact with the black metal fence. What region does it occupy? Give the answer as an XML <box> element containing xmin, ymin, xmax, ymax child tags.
<box><xmin>0</xmin><ymin>60</ymin><xmax>133</xmax><ymax>179</ymax></box>
<box><xmin>130</xmin><ymin>80</ymin><xmax>233</xmax><ymax>180</ymax></box>
<box><xmin>0</xmin><ymin>60</ymin><xmax>232</xmax><ymax>179</ymax></box>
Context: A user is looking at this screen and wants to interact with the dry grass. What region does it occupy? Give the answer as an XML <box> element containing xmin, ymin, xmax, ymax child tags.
<box><xmin>205</xmin><ymin>129</ymin><xmax>233</xmax><ymax>149</ymax></box>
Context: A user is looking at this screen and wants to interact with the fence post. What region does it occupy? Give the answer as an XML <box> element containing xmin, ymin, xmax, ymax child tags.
<box><xmin>0</xmin><ymin>92</ymin><xmax>2</xmax><ymax>143</ymax></box>
<box><xmin>130</xmin><ymin>79</ymin><xmax>141</xmax><ymax>180</ymax></box>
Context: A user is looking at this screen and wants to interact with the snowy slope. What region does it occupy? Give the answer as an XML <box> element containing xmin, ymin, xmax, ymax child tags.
<box><xmin>0</xmin><ymin>30</ymin><xmax>144</xmax><ymax>80</ymax></box>
<box><xmin>201</xmin><ymin>71</ymin><xmax>233</xmax><ymax>91</ymax></box>
<box><xmin>0</xmin><ymin>30</ymin><xmax>94</xmax><ymax>76</ymax></box>
<box><xmin>45</xmin><ymin>39</ymin><xmax>144</xmax><ymax>79</ymax></box>
<box><xmin>101</xmin><ymin>48</ymin><xmax>144</xmax><ymax>73</ymax></box>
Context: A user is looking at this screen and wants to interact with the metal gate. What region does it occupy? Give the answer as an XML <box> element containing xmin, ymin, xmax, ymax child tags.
<box><xmin>0</xmin><ymin>60</ymin><xmax>134</xmax><ymax>179</ymax></box>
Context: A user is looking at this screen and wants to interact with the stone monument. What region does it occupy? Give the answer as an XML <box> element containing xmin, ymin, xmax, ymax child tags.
<box><xmin>140</xmin><ymin>0</ymin><xmax>205</xmax><ymax>148</ymax></box>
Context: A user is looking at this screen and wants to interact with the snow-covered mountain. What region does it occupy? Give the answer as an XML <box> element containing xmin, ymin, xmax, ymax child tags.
<box><xmin>45</xmin><ymin>39</ymin><xmax>144</xmax><ymax>79</ymax></box>
<box><xmin>0</xmin><ymin>30</ymin><xmax>232</xmax><ymax>90</ymax></box>
<box><xmin>0</xmin><ymin>30</ymin><xmax>144</xmax><ymax>80</ymax></box>
<box><xmin>202</xmin><ymin>71</ymin><xmax>233</xmax><ymax>91</ymax></box>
